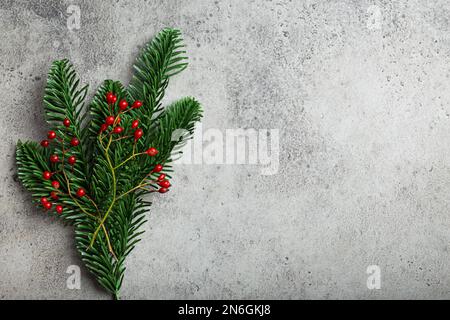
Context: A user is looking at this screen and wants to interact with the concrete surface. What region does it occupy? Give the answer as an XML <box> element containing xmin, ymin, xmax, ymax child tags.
<box><xmin>1</xmin><ymin>0</ymin><xmax>450</xmax><ymax>299</ymax></box>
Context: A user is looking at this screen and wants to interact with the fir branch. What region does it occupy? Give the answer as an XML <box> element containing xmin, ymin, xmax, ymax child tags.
<box><xmin>128</xmin><ymin>28</ymin><xmax>187</xmax><ymax>122</ymax></box>
<box><xmin>153</xmin><ymin>97</ymin><xmax>202</xmax><ymax>161</ymax></box>
<box><xmin>15</xmin><ymin>28</ymin><xmax>202</xmax><ymax>299</ymax></box>
<box><xmin>44</xmin><ymin>59</ymin><xmax>91</xmax><ymax>183</ymax></box>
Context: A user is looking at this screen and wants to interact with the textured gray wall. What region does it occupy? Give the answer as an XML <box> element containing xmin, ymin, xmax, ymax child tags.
<box><xmin>1</xmin><ymin>0</ymin><xmax>450</xmax><ymax>299</ymax></box>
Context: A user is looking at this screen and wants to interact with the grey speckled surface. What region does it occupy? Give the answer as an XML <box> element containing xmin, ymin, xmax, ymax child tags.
<box><xmin>1</xmin><ymin>0</ymin><xmax>450</xmax><ymax>299</ymax></box>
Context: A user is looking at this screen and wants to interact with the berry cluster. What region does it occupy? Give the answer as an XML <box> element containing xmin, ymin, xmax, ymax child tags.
<box><xmin>99</xmin><ymin>91</ymin><xmax>171</xmax><ymax>193</ymax></box>
<box><xmin>37</xmin><ymin>91</ymin><xmax>171</xmax><ymax>215</ymax></box>
<box><xmin>39</xmin><ymin>117</ymin><xmax>83</xmax><ymax>215</ymax></box>
<box><xmin>100</xmin><ymin>92</ymin><xmax>144</xmax><ymax>141</ymax></box>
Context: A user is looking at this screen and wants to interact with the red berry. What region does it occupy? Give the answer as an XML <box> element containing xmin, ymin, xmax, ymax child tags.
<box><xmin>105</xmin><ymin>116</ymin><xmax>115</xmax><ymax>126</ymax></box>
<box><xmin>131</xmin><ymin>120</ymin><xmax>139</xmax><ymax>129</ymax></box>
<box><xmin>106</xmin><ymin>92</ymin><xmax>116</xmax><ymax>104</ymax></box>
<box><xmin>47</xmin><ymin>131</ymin><xmax>56</xmax><ymax>139</ymax></box>
<box><xmin>76</xmin><ymin>188</ymin><xmax>86</xmax><ymax>197</ymax></box>
<box><xmin>51</xmin><ymin>180</ymin><xmax>60</xmax><ymax>189</ymax></box>
<box><xmin>132</xmin><ymin>100</ymin><xmax>143</xmax><ymax>109</ymax></box>
<box><xmin>50</xmin><ymin>154</ymin><xmax>59</xmax><ymax>163</ymax></box>
<box><xmin>152</xmin><ymin>164</ymin><xmax>163</xmax><ymax>173</ymax></box>
<box><xmin>70</xmin><ymin>137</ymin><xmax>80</xmax><ymax>147</ymax></box>
<box><xmin>50</xmin><ymin>191</ymin><xmax>59</xmax><ymax>200</ymax></box>
<box><xmin>68</xmin><ymin>155</ymin><xmax>76</xmax><ymax>165</ymax></box>
<box><xmin>100</xmin><ymin>123</ymin><xmax>108</xmax><ymax>133</ymax></box>
<box><xmin>145</xmin><ymin>147</ymin><xmax>158</xmax><ymax>157</ymax></box>
<box><xmin>119</xmin><ymin>99</ymin><xmax>128</xmax><ymax>110</ymax></box>
<box><xmin>158</xmin><ymin>187</ymin><xmax>169</xmax><ymax>194</ymax></box>
<box><xmin>134</xmin><ymin>128</ymin><xmax>143</xmax><ymax>141</ymax></box>
<box><xmin>158</xmin><ymin>179</ymin><xmax>171</xmax><ymax>188</ymax></box>
<box><xmin>42</xmin><ymin>171</ymin><xmax>52</xmax><ymax>180</ymax></box>
<box><xmin>63</xmin><ymin>118</ymin><xmax>70</xmax><ymax>127</ymax></box>
<box><xmin>40</xmin><ymin>197</ymin><xmax>49</xmax><ymax>204</ymax></box>
<box><xmin>55</xmin><ymin>205</ymin><xmax>63</xmax><ymax>214</ymax></box>
<box><xmin>157</xmin><ymin>173</ymin><xmax>166</xmax><ymax>181</ymax></box>
<box><xmin>40</xmin><ymin>140</ymin><xmax>50</xmax><ymax>148</ymax></box>
<box><xmin>113</xmin><ymin>126</ymin><xmax>123</xmax><ymax>134</ymax></box>
<box><xmin>43</xmin><ymin>202</ymin><xmax>52</xmax><ymax>210</ymax></box>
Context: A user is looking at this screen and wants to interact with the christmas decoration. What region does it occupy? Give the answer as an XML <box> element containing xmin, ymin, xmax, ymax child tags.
<box><xmin>16</xmin><ymin>29</ymin><xmax>202</xmax><ymax>299</ymax></box>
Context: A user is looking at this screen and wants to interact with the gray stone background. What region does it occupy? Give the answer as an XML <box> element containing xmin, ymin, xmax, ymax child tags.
<box><xmin>1</xmin><ymin>0</ymin><xmax>450</xmax><ymax>299</ymax></box>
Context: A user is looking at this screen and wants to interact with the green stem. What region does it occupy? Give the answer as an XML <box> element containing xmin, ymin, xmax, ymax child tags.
<box><xmin>117</xmin><ymin>182</ymin><xmax>150</xmax><ymax>200</ymax></box>
<box><xmin>113</xmin><ymin>148</ymin><xmax>142</xmax><ymax>170</ymax></box>
<box><xmin>89</xmin><ymin>135</ymin><xmax>116</xmax><ymax>248</ymax></box>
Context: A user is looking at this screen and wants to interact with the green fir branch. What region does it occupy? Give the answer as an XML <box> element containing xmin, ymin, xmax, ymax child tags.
<box><xmin>15</xmin><ymin>28</ymin><xmax>202</xmax><ymax>299</ymax></box>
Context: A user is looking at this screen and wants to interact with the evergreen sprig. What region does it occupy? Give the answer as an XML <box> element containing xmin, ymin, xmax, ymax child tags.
<box><xmin>15</xmin><ymin>28</ymin><xmax>202</xmax><ymax>299</ymax></box>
